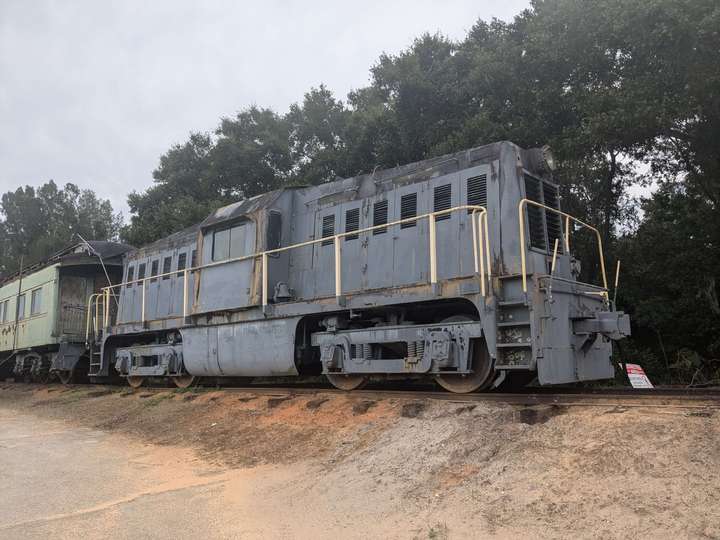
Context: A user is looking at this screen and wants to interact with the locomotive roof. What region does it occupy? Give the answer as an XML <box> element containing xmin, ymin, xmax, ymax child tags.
<box><xmin>0</xmin><ymin>240</ymin><xmax>132</xmax><ymax>286</ymax></box>
<box><xmin>202</xmin><ymin>140</ymin><xmax>519</xmax><ymax>225</ymax></box>
<box><xmin>125</xmin><ymin>223</ymin><xmax>201</xmax><ymax>260</ymax></box>
<box><xmin>129</xmin><ymin>140</ymin><xmax>544</xmax><ymax>254</ymax></box>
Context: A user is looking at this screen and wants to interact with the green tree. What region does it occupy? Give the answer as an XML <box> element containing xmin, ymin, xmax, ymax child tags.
<box><xmin>0</xmin><ymin>181</ymin><xmax>121</xmax><ymax>277</ymax></box>
<box><xmin>118</xmin><ymin>0</ymin><xmax>720</xmax><ymax>382</ymax></box>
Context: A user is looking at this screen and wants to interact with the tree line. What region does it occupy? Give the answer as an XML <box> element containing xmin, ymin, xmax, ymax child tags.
<box><xmin>1</xmin><ymin>0</ymin><xmax>717</xmax><ymax>383</ymax></box>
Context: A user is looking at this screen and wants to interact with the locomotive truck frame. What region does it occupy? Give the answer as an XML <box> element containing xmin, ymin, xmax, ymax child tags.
<box><xmin>1</xmin><ymin>141</ymin><xmax>630</xmax><ymax>392</ymax></box>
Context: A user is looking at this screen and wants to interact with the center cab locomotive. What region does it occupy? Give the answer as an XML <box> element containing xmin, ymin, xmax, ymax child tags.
<box><xmin>88</xmin><ymin>141</ymin><xmax>630</xmax><ymax>392</ymax></box>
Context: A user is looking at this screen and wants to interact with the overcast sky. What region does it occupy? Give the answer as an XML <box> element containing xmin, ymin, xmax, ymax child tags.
<box><xmin>0</xmin><ymin>0</ymin><xmax>529</xmax><ymax>217</ymax></box>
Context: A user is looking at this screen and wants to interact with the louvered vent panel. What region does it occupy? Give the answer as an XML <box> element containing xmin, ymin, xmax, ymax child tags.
<box><xmin>543</xmin><ymin>182</ymin><xmax>563</xmax><ymax>253</ymax></box>
<box><xmin>373</xmin><ymin>200</ymin><xmax>388</xmax><ymax>235</ymax></box>
<box><xmin>321</xmin><ymin>215</ymin><xmax>335</xmax><ymax>246</ymax></box>
<box><xmin>524</xmin><ymin>175</ymin><xmax>547</xmax><ymax>250</ymax></box>
<box><xmin>434</xmin><ymin>184</ymin><xmax>452</xmax><ymax>221</ymax></box>
<box><xmin>400</xmin><ymin>193</ymin><xmax>417</xmax><ymax>229</ymax></box>
<box><xmin>467</xmin><ymin>174</ymin><xmax>487</xmax><ymax>213</ymax></box>
<box><xmin>345</xmin><ymin>208</ymin><xmax>359</xmax><ymax>241</ymax></box>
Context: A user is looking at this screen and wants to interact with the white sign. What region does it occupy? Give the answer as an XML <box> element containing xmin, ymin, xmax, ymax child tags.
<box><xmin>623</xmin><ymin>363</ymin><xmax>654</xmax><ymax>389</ymax></box>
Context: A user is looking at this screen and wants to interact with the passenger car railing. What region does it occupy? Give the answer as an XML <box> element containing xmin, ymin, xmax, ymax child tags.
<box><xmin>89</xmin><ymin>205</ymin><xmax>490</xmax><ymax>327</ymax></box>
<box><xmin>518</xmin><ymin>198</ymin><xmax>608</xmax><ymax>293</ymax></box>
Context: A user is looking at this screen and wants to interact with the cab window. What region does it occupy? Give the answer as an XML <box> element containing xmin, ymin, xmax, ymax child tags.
<box><xmin>212</xmin><ymin>221</ymin><xmax>253</xmax><ymax>261</ymax></box>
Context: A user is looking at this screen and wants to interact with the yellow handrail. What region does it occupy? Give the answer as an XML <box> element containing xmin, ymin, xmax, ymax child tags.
<box><xmin>93</xmin><ymin>205</ymin><xmax>490</xmax><ymax>326</ymax></box>
<box><xmin>85</xmin><ymin>293</ymin><xmax>100</xmax><ymax>344</ymax></box>
<box><xmin>518</xmin><ymin>198</ymin><xmax>607</xmax><ymax>293</ymax></box>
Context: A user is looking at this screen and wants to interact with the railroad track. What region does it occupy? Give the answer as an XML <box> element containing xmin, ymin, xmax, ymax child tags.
<box><xmin>3</xmin><ymin>380</ymin><xmax>720</xmax><ymax>409</ymax></box>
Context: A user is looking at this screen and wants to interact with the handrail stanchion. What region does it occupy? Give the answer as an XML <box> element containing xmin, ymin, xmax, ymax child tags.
<box><xmin>104</xmin><ymin>288</ymin><xmax>110</xmax><ymax>328</ymax></box>
<box><xmin>613</xmin><ymin>260</ymin><xmax>621</xmax><ymax>307</ymax></box>
<box><xmin>550</xmin><ymin>238</ymin><xmax>560</xmax><ymax>275</ymax></box>
<box><xmin>429</xmin><ymin>214</ymin><xmax>438</xmax><ymax>285</ymax></box>
<box><xmin>183</xmin><ymin>269</ymin><xmax>189</xmax><ymax>318</ymax></box>
<box><xmin>141</xmin><ymin>280</ymin><xmax>146</xmax><ymax>324</ymax></box>
<box><xmin>85</xmin><ymin>293</ymin><xmax>96</xmax><ymax>344</ymax></box>
<box><xmin>483</xmin><ymin>211</ymin><xmax>491</xmax><ymax>282</ymax></box>
<box><xmin>94</xmin><ymin>294</ymin><xmax>100</xmax><ymax>335</ymax></box>
<box><xmin>564</xmin><ymin>215</ymin><xmax>571</xmax><ymax>252</ymax></box>
<box><xmin>596</xmin><ymin>232</ymin><xmax>608</xmax><ymax>290</ymax></box>
<box><xmin>476</xmin><ymin>212</ymin><xmax>486</xmax><ymax>296</ymax></box>
<box><xmin>334</xmin><ymin>236</ymin><xmax>342</xmax><ymax>301</ymax></box>
<box><xmin>519</xmin><ymin>201</ymin><xmax>528</xmax><ymax>292</ymax></box>
<box><xmin>262</xmin><ymin>253</ymin><xmax>268</xmax><ymax>309</ymax></box>
<box><xmin>471</xmin><ymin>211</ymin><xmax>479</xmax><ymax>274</ymax></box>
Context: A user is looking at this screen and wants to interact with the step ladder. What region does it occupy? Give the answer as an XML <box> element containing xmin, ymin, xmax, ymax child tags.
<box><xmin>88</xmin><ymin>344</ymin><xmax>102</xmax><ymax>377</ymax></box>
<box><xmin>495</xmin><ymin>275</ymin><xmax>534</xmax><ymax>369</ymax></box>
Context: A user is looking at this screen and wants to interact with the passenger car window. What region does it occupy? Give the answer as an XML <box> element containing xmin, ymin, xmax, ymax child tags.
<box><xmin>137</xmin><ymin>263</ymin><xmax>146</xmax><ymax>282</ymax></box>
<box><xmin>126</xmin><ymin>266</ymin><xmax>134</xmax><ymax>288</ymax></box>
<box><xmin>17</xmin><ymin>294</ymin><xmax>26</xmax><ymax>320</ymax></box>
<box><xmin>30</xmin><ymin>288</ymin><xmax>42</xmax><ymax>315</ymax></box>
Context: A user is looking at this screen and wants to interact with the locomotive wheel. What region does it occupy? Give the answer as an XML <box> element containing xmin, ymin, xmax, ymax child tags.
<box><xmin>171</xmin><ymin>375</ymin><xmax>197</xmax><ymax>389</ymax></box>
<box><xmin>434</xmin><ymin>315</ymin><xmax>495</xmax><ymax>394</ymax></box>
<box><xmin>127</xmin><ymin>376</ymin><xmax>145</xmax><ymax>389</ymax></box>
<box><xmin>326</xmin><ymin>373</ymin><xmax>367</xmax><ymax>391</ymax></box>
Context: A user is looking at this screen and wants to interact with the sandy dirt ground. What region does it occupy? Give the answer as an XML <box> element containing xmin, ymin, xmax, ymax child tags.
<box><xmin>0</xmin><ymin>385</ymin><xmax>719</xmax><ymax>539</ymax></box>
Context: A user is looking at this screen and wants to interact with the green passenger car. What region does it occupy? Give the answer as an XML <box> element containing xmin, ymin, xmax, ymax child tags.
<box><xmin>0</xmin><ymin>241</ymin><xmax>130</xmax><ymax>382</ymax></box>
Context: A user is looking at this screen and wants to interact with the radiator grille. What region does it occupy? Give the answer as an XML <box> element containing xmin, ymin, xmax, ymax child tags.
<box><xmin>321</xmin><ymin>214</ymin><xmax>335</xmax><ymax>246</ymax></box>
<box><xmin>467</xmin><ymin>174</ymin><xmax>487</xmax><ymax>213</ymax></box>
<box><xmin>524</xmin><ymin>175</ymin><xmax>547</xmax><ymax>250</ymax></box>
<box><xmin>543</xmin><ymin>182</ymin><xmax>563</xmax><ymax>253</ymax></box>
<box><xmin>434</xmin><ymin>184</ymin><xmax>451</xmax><ymax>221</ymax></box>
<box><xmin>400</xmin><ymin>193</ymin><xmax>417</xmax><ymax>229</ymax></box>
<box><xmin>345</xmin><ymin>208</ymin><xmax>359</xmax><ymax>241</ymax></box>
<box><xmin>373</xmin><ymin>200</ymin><xmax>388</xmax><ymax>235</ymax></box>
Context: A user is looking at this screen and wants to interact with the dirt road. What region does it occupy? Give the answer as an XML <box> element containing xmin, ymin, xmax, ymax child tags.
<box><xmin>1</xmin><ymin>386</ymin><xmax>719</xmax><ymax>539</ymax></box>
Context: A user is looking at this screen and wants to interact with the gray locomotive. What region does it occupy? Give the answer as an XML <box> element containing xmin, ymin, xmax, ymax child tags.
<box><xmin>86</xmin><ymin>140</ymin><xmax>630</xmax><ymax>392</ymax></box>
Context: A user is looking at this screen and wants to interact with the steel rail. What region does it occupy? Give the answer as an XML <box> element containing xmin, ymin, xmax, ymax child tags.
<box><xmin>5</xmin><ymin>381</ymin><xmax>719</xmax><ymax>409</ymax></box>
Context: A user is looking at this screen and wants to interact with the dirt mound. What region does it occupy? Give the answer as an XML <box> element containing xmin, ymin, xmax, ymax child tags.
<box><xmin>1</xmin><ymin>385</ymin><xmax>719</xmax><ymax>539</ymax></box>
